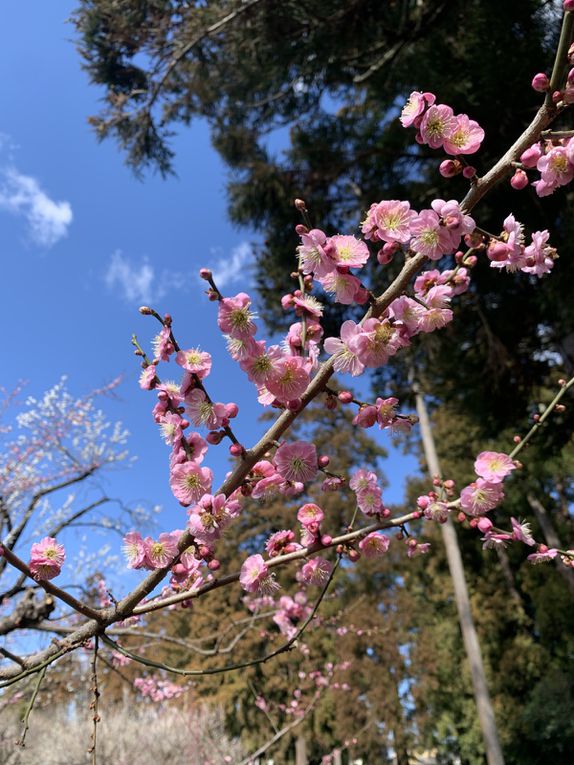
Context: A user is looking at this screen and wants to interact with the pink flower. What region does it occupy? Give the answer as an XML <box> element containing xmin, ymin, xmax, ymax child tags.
<box><xmin>217</xmin><ymin>293</ymin><xmax>257</xmax><ymax>339</ymax></box>
<box><xmin>240</xmin><ymin>554</ymin><xmax>274</xmax><ymax>593</ymax></box>
<box><xmin>424</xmin><ymin>501</ymin><xmax>449</xmax><ymax>523</ymax></box>
<box><xmin>388</xmin><ymin>297</ymin><xmax>424</xmax><ymax>335</ymax></box>
<box><xmin>353</xmin><ymin>405</ymin><xmax>377</xmax><ymax>428</ymax></box>
<box><xmin>169</xmin><ymin>461</ymin><xmax>213</xmax><ymax>505</ymax></box>
<box><xmin>266</xmin><ymin>355</ymin><xmax>311</xmax><ymax>403</ymax></box>
<box><xmin>29</xmin><ymin>537</ymin><xmax>66</xmax><ymax>580</ymax></box>
<box><xmin>318</xmin><ymin>271</ymin><xmax>363</xmax><ymax>305</ymax></box>
<box><xmin>300</xmin><ymin>557</ymin><xmax>332</xmax><ymax>585</ymax></box>
<box><xmin>185</xmin><ymin>389</ymin><xmax>227</xmax><ymax>429</ymax></box>
<box><xmin>400</xmin><ymin>91</ymin><xmax>429</xmax><ymax>128</ymax></box>
<box><xmin>527</xmin><ymin>546</ymin><xmax>559</xmax><ymax>564</ymax></box>
<box><xmin>175</xmin><ymin>348</ymin><xmax>212</xmax><ymax>379</ymax></box>
<box><xmin>152</xmin><ymin>325</ymin><xmax>175</xmax><ymax>361</ymax></box>
<box><xmin>362</xmin><ymin>200</ymin><xmax>417</xmax><ymax>244</ymax></box>
<box><xmin>158</xmin><ymin>411</ymin><xmax>185</xmax><ymax>446</ymax></box>
<box><xmin>351</xmin><ymin>318</ymin><xmax>408</xmax><ymax>368</ymax></box>
<box><xmin>349</xmin><ymin>469</ymin><xmax>378</xmax><ymax>493</ymax></box>
<box><xmin>266</xmin><ymin>530</ymin><xmax>299</xmax><ymax>557</ymax></box>
<box><xmin>474</xmin><ymin>451</ymin><xmax>516</xmax><ymax>483</ymax></box>
<box><xmin>324</xmin><ymin>320</ymin><xmax>365</xmax><ymax>376</ymax></box>
<box><xmin>356</xmin><ymin>484</ymin><xmax>383</xmax><ymax>516</ymax></box>
<box><xmin>522</xmin><ymin>230</ymin><xmax>555</xmax><ymax>277</ymax></box>
<box><xmin>442</xmin><ymin>114</ymin><xmax>485</xmax><ymax>155</ymax></box>
<box><xmin>274</xmin><ymin>441</ymin><xmax>318</xmax><ymax>483</ymax></box>
<box><xmin>297</xmin><ymin>228</ymin><xmax>337</xmax><ymax>278</ymax></box>
<box><xmin>144</xmin><ymin>532</ymin><xmax>179</xmax><ymax>569</ymax></box>
<box><xmin>225</xmin><ymin>334</ymin><xmax>259</xmax><ymax>361</ymax></box>
<box><xmin>375</xmin><ymin>397</ymin><xmax>399</xmax><ymax>428</ymax></box>
<box><xmin>537</xmin><ymin>146</ymin><xmax>574</xmax><ymax>188</ymax></box>
<box><xmin>359</xmin><ymin>532</ymin><xmax>390</xmax><ymax>558</ymax></box>
<box><xmin>329</xmin><ymin>235</ymin><xmax>370</xmax><ymax>269</ymax></box>
<box><xmin>410</xmin><ymin>209</ymin><xmax>453</xmax><ymax>260</ymax></box>
<box><xmin>460</xmin><ymin>479</ymin><xmax>504</xmax><ymax>516</ymax></box>
<box><xmin>139</xmin><ymin>364</ymin><xmax>157</xmax><ymax>390</ymax></box>
<box><xmin>297</xmin><ymin>503</ymin><xmax>325</xmax><ymax>528</ymax></box>
<box><xmin>239</xmin><ymin>341</ymin><xmax>282</xmax><ymax>385</ymax></box>
<box><xmin>123</xmin><ymin>531</ymin><xmax>148</xmax><ymax>569</ymax></box>
<box><xmin>511</xmin><ymin>517</ymin><xmax>535</xmax><ymax>546</ymax></box>
<box><xmin>419</xmin><ymin>104</ymin><xmax>457</xmax><ymax>149</ymax></box>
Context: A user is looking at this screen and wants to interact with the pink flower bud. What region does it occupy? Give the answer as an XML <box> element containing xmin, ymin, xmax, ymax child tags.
<box><xmin>199</xmin><ymin>268</ymin><xmax>212</xmax><ymax>280</ymax></box>
<box><xmin>138</xmin><ymin>306</ymin><xmax>153</xmax><ymax>314</ymax></box>
<box><xmin>552</xmin><ymin>90</ymin><xmax>562</xmax><ymax>104</ymax></box>
<box><xmin>229</xmin><ymin>443</ymin><xmax>245</xmax><ymax>457</ymax></box>
<box><xmin>295</xmin><ymin>224</ymin><xmax>308</xmax><ymax>235</ymax></box>
<box><xmin>338</xmin><ymin>391</ymin><xmax>353</xmax><ymax>404</ymax></box>
<box><xmin>348</xmin><ymin>548</ymin><xmax>360</xmax><ymax>562</ymax></box>
<box><xmin>465</xmin><ymin>254</ymin><xmax>478</xmax><ymax>267</ymax></box>
<box><xmin>457</xmin><ymin>512</ymin><xmax>466</xmax><ymax>523</ymax></box>
<box><xmin>531</xmin><ymin>72</ymin><xmax>550</xmax><ymax>92</ymax></box>
<box><xmin>565</xmin><ymin>0</ymin><xmax>574</xmax><ymax>11</ymax></box>
<box><xmin>287</xmin><ymin>398</ymin><xmax>302</xmax><ymax>411</ymax></box>
<box><xmin>520</xmin><ymin>143</ymin><xmax>542</xmax><ymax>168</ymax></box>
<box><xmin>324</xmin><ymin>395</ymin><xmax>337</xmax><ymax>410</ymax></box>
<box><xmin>417</xmin><ymin>495</ymin><xmax>430</xmax><ymax>510</ymax></box>
<box><xmin>510</xmin><ymin>169</ymin><xmax>529</xmax><ymax>190</ymax></box>
<box><xmin>462</xmin><ymin>165</ymin><xmax>477</xmax><ymax>179</ymax></box>
<box><xmin>281</xmin><ymin>294</ymin><xmax>294</xmax><ymax>309</ymax></box>
<box><xmin>208</xmin><ymin>559</ymin><xmax>221</xmax><ymax>571</ymax></box>
<box><xmin>206</xmin><ymin>430</ymin><xmax>223</xmax><ymax>444</ymax></box>
<box><xmin>439</xmin><ymin>159</ymin><xmax>461</xmax><ymax>178</ymax></box>
<box><xmin>321</xmin><ymin>534</ymin><xmax>333</xmax><ymax>546</ymax></box>
<box><xmin>225</xmin><ymin>402</ymin><xmax>239</xmax><ymax>419</ymax></box>
<box><xmin>318</xmin><ymin>455</ymin><xmax>330</xmax><ymax>468</ymax></box>
<box><xmin>477</xmin><ymin>517</ymin><xmax>493</xmax><ymax>533</ymax></box>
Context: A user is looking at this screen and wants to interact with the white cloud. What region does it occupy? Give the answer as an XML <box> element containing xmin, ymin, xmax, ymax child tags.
<box><xmin>105</xmin><ymin>251</ymin><xmax>157</xmax><ymax>305</ymax></box>
<box><xmin>211</xmin><ymin>241</ymin><xmax>254</xmax><ymax>288</ymax></box>
<box><xmin>0</xmin><ymin>167</ymin><xmax>73</xmax><ymax>247</ymax></box>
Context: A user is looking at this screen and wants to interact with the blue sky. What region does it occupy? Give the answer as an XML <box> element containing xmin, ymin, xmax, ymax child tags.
<box><xmin>0</xmin><ymin>2</ymin><xmax>417</xmax><ymax>592</ymax></box>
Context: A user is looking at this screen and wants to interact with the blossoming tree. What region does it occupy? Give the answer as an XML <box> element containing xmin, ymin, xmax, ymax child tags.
<box><xmin>3</xmin><ymin>4</ymin><xmax>574</xmax><ymax>763</ymax></box>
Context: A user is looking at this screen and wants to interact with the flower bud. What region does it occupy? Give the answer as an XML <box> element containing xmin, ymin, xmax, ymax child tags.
<box><xmin>225</xmin><ymin>402</ymin><xmax>239</xmax><ymax>419</ymax></box>
<box><xmin>565</xmin><ymin>0</ymin><xmax>574</xmax><ymax>12</ymax></box>
<box><xmin>229</xmin><ymin>442</ymin><xmax>245</xmax><ymax>457</ymax></box>
<box><xmin>462</xmin><ymin>165</ymin><xmax>477</xmax><ymax>179</ymax></box>
<box><xmin>439</xmin><ymin>159</ymin><xmax>462</xmax><ymax>178</ymax></box>
<box><xmin>318</xmin><ymin>455</ymin><xmax>330</xmax><ymax>468</ymax></box>
<box><xmin>208</xmin><ymin>559</ymin><xmax>221</xmax><ymax>571</ymax></box>
<box><xmin>457</xmin><ymin>512</ymin><xmax>466</xmax><ymax>523</ymax></box>
<box><xmin>338</xmin><ymin>391</ymin><xmax>354</xmax><ymax>404</ymax></box>
<box><xmin>321</xmin><ymin>534</ymin><xmax>332</xmax><ymax>546</ymax></box>
<box><xmin>294</xmin><ymin>198</ymin><xmax>307</xmax><ymax>212</ymax></box>
<box><xmin>199</xmin><ymin>268</ymin><xmax>212</xmax><ymax>280</ymax></box>
<box><xmin>295</xmin><ymin>224</ymin><xmax>308</xmax><ymax>235</ymax></box>
<box><xmin>348</xmin><ymin>548</ymin><xmax>360</xmax><ymax>562</ymax></box>
<box><xmin>206</xmin><ymin>430</ymin><xmax>224</xmax><ymax>445</ymax></box>
<box><xmin>510</xmin><ymin>169</ymin><xmax>529</xmax><ymax>190</ymax></box>
<box><xmin>287</xmin><ymin>398</ymin><xmax>302</xmax><ymax>411</ymax></box>
<box><xmin>477</xmin><ymin>517</ymin><xmax>493</xmax><ymax>533</ymax></box>
<box><xmin>531</xmin><ymin>72</ymin><xmax>550</xmax><ymax>92</ymax></box>
<box><xmin>281</xmin><ymin>294</ymin><xmax>294</xmax><ymax>310</ymax></box>
<box><xmin>138</xmin><ymin>306</ymin><xmax>153</xmax><ymax>314</ymax></box>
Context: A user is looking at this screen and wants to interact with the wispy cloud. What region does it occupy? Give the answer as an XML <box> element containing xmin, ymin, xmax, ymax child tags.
<box><xmin>104</xmin><ymin>251</ymin><xmax>157</xmax><ymax>305</ymax></box>
<box><xmin>211</xmin><ymin>241</ymin><xmax>254</xmax><ymax>288</ymax></box>
<box><xmin>0</xmin><ymin>166</ymin><xmax>73</xmax><ymax>248</ymax></box>
<box><xmin>104</xmin><ymin>250</ymin><xmax>190</xmax><ymax>306</ymax></box>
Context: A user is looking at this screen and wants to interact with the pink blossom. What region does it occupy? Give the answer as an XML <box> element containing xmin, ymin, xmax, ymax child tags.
<box><xmin>297</xmin><ymin>503</ymin><xmax>325</xmax><ymax>528</ymax></box>
<box><xmin>123</xmin><ymin>531</ymin><xmax>148</xmax><ymax>569</ymax></box>
<box><xmin>359</xmin><ymin>532</ymin><xmax>390</xmax><ymax>558</ymax></box>
<box><xmin>406</xmin><ymin>540</ymin><xmax>431</xmax><ymax>558</ymax></box>
<box><xmin>351</xmin><ymin>318</ymin><xmax>408</xmax><ymax>368</ymax></box>
<box><xmin>419</xmin><ymin>104</ymin><xmax>457</xmax><ymax>149</ymax></box>
<box><xmin>266</xmin><ymin>355</ymin><xmax>311</xmax><ymax>403</ymax></box>
<box><xmin>300</xmin><ymin>557</ymin><xmax>333</xmax><ymax>585</ymax></box>
<box><xmin>157</xmin><ymin>411</ymin><xmax>185</xmax><ymax>446</ymax></box>
<box><xmin>474</xmin><ymin>451</ymin><xmax>516</xmax><ymax>483</ymax></box>
<box><xmin>361</xmin><ymin>200</ymin><xmax>417</xmax><ymax>244</ymax></box>
<box><xmin>388</xmin><ymin>296</ymin><xmax>424</xmax><ymax>335</ymax></box>
<box><xmin>139</xmin><ymin>364</ymin><xmax>157</xmax><ymax>390</ymax></box>
<box><xmin>175</xmin><ymin>348</ymin><xmax>212</xmax><ymax>379</ymax></box>
<box><xmin>520</xmin><ymin>143</ymin><xmax>543</xmax><ymax>168</ymax></box>
<box><xmin>353</xmin><ymin>405</ymin><xmax>377</xmax><ymax>428</ymax></box>
<box><xmin>537</xmin><ymin>146</ymin><xmax>574</xmax><ymax>188</ymax></box>
<box><xmin>376</xmin><ymin>397</ymin><xmax>399</xmax><ymax>428</ymax></box>
<box><xmin>274</xmin><ymin>441</ymin><xmax>318</xmax><ymax>483</ymax></box>
<box><xmin>240</xmin><ymin>554</ymin><xmax>273</xmax><ymax>593</ymax></box>
<box><xmin>169</xmin><ymin>461</ymin><xmax>213</xmax><ymax>505</ymax></box>
<box><xmin>329</xmin><ymin>235</ymin><xmax>370</xmax><ymax>268</ymax></box>
<box><xmin>239</xmin><ymin>341</ymin><xmax>282</xmax><ymax>385</ymax></box>
<box><xmin>442</xmin><ymin>114</ymin><xmax>485</xmax><ymax>155</ymax></box>
<box><xmin>185</xmin><ymin>389</ymin><xmax>227</xmax><ymax>429</ymax></box>
<box><xmin>324</xmin><ymin>320</ymin><xmax>365</xmax><ymax>376</ymax></box>
<box><xmin>29</xmin><ymin>537</ymin><xmax>66</xmax><ymax>580</ymax></box>
<box><xmin>285</xmin><ymin>320</ymin><xmax>323</xmax><ymax>355</ymax></box>
<box><xmin>292</xmin><ymin>293</ymin><xmax>324</xmax><ymax>319</ymax></box>
<box><xmin>356</xmin><ymin>484</ymin><xmax>383</xmax><ymax>516</ymax></box>
<box><xmin>400</xmin><ymin>91</ymin><xmax>429</xmax><ymax>127</ymax></box>
<box><xmin>460</xmin><ymin>479</ymin><xmax>504</xmax><ymax>516</ymax></box>
<box><xmin>511</xmin><ymin>517</ymin><xmax>535</xmax><ymax>546</ymax></box>
<box><xmin>410</xmin><ymin>209</ymin><xmax>453</xmax><ymax>259</ymax></box>
<box><xmin>424</xmin><ymin>501</ymin><xmax>449</xmax><ymax>523</ymax></box>
<box><xmin>144</xmin><ymin>532</ymin><xmax>179</xmax><ymax>569</ymax></box>
<box><xmin>298</xmin><ymin>228</ymin><xmax>337</xmax><ymax>278</ymax></box>
<box><xmin>152</xmin><ymin>325</ymin><xmax>175</xmax><ymax>361</ymax></box>
<box><xmin>318</xmin><ymin>271</ymin><xmax>363</xmax><ymax>305</ymax></box>
<box><xmin>349</xmin><ymin>469</ymin><xmax>378</xmax><ymax>493</ymax></box>
<box><xmin>217</xmin><ymin>293</ymin><xmax>257</xmax><ymax>339</ymax></box>
<box><xmin>266</xmin><ymin>530</ymin><xmax>300</xmax><ymax>557</ymax></box>
<box><xmin>527</xmin><ymin>546</ymin><xmax>559</xmax><ymax>564</ymax></box>
<box><xmin>225</xmin><ymin>334</ymin><xmax>259</xmax><ymax>361</ymax></box>
<box><xmin>417</xmin><ymin>285</ymin><xmax>453</xmax><ymax>333</ymax></box>
<box><xmin>522</xmin><ymin>230</ymin><xmax>555</xmax><ymax>277</ymax></box>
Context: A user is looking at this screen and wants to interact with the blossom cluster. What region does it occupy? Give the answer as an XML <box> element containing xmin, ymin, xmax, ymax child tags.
<box><xmin>514</xmin><ymin>135</ymin><xmax>574</xmax><ymax>198</ymax></box>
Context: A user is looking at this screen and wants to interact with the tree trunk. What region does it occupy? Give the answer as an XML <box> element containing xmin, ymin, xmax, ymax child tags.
<box><xmin>295</xmin><ymin>735</ymin><xmax>307</xmax><ymax>765</ymax></box>
<box><xmin>415</xmin><ymin>389</ymin><xmax>505</xmax><ymax>765</ymax></box>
